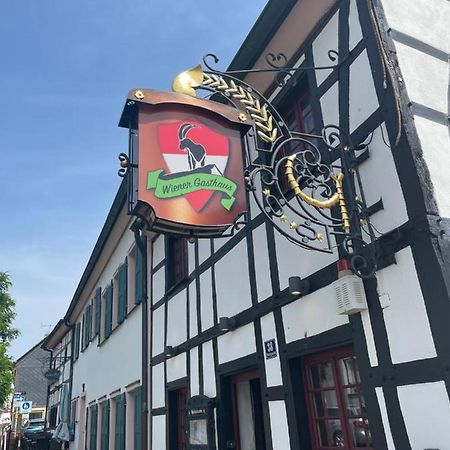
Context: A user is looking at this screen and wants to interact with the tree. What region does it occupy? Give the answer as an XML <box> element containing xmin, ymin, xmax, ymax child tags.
<box><xmin>0</xmin><ymin>272</ymin><xmax>19</xmax><ymax>406</ymax></box>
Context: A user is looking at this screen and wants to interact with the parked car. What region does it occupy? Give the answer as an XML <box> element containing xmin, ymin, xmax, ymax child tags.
<box><xmin>21</xmin><ymin>419</ymin><xmax>51</xmax><ymax>450</ymax></box>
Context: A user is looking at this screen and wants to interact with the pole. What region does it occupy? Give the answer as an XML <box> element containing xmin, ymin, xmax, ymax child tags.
<box><xmin>132</xmin><ymin>221</ymin><xmax>148</xmax><ymax>450</ymax></box>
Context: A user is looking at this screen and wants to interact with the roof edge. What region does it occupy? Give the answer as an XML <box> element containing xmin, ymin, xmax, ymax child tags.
<box><xmin>227</xmin><ymin>0</ymin><xmax>297</xmax><ymax>72</ymax></box>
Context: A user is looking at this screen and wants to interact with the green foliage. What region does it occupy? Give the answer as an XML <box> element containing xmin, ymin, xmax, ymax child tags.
<box><xmin>0</xmin><ymin>273</ymin><xmax>19</xmax><ymax>343</ymax></box>
<box><xmin>0</xmin><ymin>272</ymin><xmax>19</xmax><ymax>407</ymax></box>
<box><xmin>0</xmin><ymin>344</ymin><xmax>13</xmax><ymax>407</ymax></box>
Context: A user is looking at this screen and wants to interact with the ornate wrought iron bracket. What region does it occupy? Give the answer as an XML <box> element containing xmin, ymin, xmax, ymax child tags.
<box><xmin>121</xmin><ymin>50</ymin><xmax>379</xmax><ymax>278</ymax></box>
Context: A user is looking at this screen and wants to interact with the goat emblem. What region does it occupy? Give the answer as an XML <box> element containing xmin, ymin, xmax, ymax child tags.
<box><xmin>178</xmin><ymin>123</ymin><xmax>206</xmax><ymax>171</ymax></box>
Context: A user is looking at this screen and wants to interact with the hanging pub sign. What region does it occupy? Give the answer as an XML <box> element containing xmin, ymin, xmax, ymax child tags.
<box><xmin>119</xmin><ymin>89</ymin><xmax>250</xmax><ymax>238</ymax></box>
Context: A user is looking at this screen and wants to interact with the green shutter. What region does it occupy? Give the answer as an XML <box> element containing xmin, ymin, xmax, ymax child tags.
<box><xmin>89</xmin><ymin>404</ymin><xmax>98</xmax><ymax>450</ymax></box>
<box><xmin>74</xmin><ymin>322</ymin><xmax>81</xmax><ymax>359</ymax></box>
<box><xmin>104</xmin><ymin>285</ymin><xmax>113</xmax><ymax>339</ymax></box>
<box><xmin>81</xmin><ymin>312</ymin><xmax>86</xmax><ymax>350</ymax></box>
<box><xmin>118</xmin><ymin>262</ymin><xmax>128</xmax><ymax>325</ymax></box>
<box><xmin>114</xmin><ymin>394</ymin><xmax>126</xmax><ymax>450</ymax></box>
<box><xmin>95</xmin><ymin>288</ymin><xmax>101</xmax><ymax>337</ymax></box>
<box><xmin>135</xmin><ymin>244</ymin><xmax>143</xmax><ymax>305</ymax></box>
<box><xmin>100</xmin><ymin>400</ymin><xmax>110</xmax><ymax>450</ymax></box>
<box><xmin>134</xmin><ymin>386</ymin><xmax>142</xmax><ymax>450</ymax></box>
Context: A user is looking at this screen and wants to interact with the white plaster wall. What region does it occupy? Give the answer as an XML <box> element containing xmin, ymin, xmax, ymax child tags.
<box><xmin>381</xmin><ymin>0</ymin><xmax>450</xmax><ymax>54</ymax></box>
<box><xmin>375</xmin><ymin>387</ymin><xmax>395</xmax><ymax>450</ymax></box>
<box><xmin>218</xmin><ymin>323</ymin><xmax>256</xmax><ymax>364</ymax></box>
<box><xmin>152</xmin><ymin>266</ymin><xmax>165</xmax><ymax>305</ymax></box>
<box><xmin>398</xmin><ymin>381</ymin><xmax>450</xmax><ymax>449</ymax></box>
<box><xmin>188</xmin><ymin>240</ymin><xmax>195</xmax><ymax>274</ymax></box>
<box><xmin>381</xmin><ymin>0</ymin><xmax>450</xmax><ymax>217</ymax></box>
<box><xmin>95</xmin><ymin>229</ymin><xmax>134</xmax><ymax>295</ymax></box>
<box><xmin>357</xmin><ymin>123</ymin><xmax>409</xmax><ymax>233</ymax></box>
<box><xmin>151</xmin><ymin>363</ymin><xmax>165</xmax><ymax>409</ymax></box>
<box><xmin>152</xmin><ymin>306</ymin><xmax>165</xmax><ymax>356</ymax></box>
<box><xmin>268</xmin><ymin>401</ymin><xmax>290</xmax><ymax>450</ymax></box>
<box><xmin>167</xmin><ymin>289</ymin><xmax>187</xmax><ymax>347</ymax></box>
<box><xmin>414</xmin><ymin>115</ymin><xmax>450</xmax><ymax>216</ymax></box>
<box><xmin>152</xmin><ymin>415</ymin><xmax>166</xmax><ymax>450</ymax></box>
<box><xmin>275</xmin><ymin>231</ymin><xmax>337</xmax><ymax>290</ymax></box>
<box><xmin>260</xmin><ymin>313</ymin><xmax>283</xmax><ymax>387</ymax></box>
<box><xmin>313</xmin><ymin>11</ymin><xmax>339</xmax><ymax>86</ymax></box>
<box><xmin>348</xmin><ymin>0</ymin><xmax>362</xmax><ymax>51</ymax></box>
<box><xmin>198</xmin><ymin>239</ymin><xmax>211</xmax><ymax>265</ymax></box>
<box><xmin>71</xmin><ymin>306</ymin><xmax>141</xmax><ymax>403</ymax></box>
<box><xmin>377</xmin><ymin>246</ymin><xmax>437</xmax><ymax>364</ymax></box>
<box><xmin>152</xmin><ymin>236</ymin><xmax>165</xmax><ymax>267</ymax></box>
<box><xmin>320</xmin><ymin>80</ymin><xmax>339</xmax><ymax>127</ymax></box>
<box><xmin>215</xmin><ymin>240</ymin><xmax>252</xmax><ymax>318</ymax></box>
<box><xmin>200</xmin><ymin>270</ymin><xmax>214</xmax><ymax>331</ymax></box>
<box><xmin>252</xmin><ymin>224</ymin><xmax>272</xmax><ymax>302</ymax></box>
<box><xmin>202</xmin><ymin>341</ymin><xmax>216</xmax><ymax>397</ymax></box>
<box><xmin>282</xmin><ymin>284</ymin><xmax>348</xmax><ymax>343</ymax></box>
<box><xmin>190</xmin><ymin>347</ymin><xmax>199</xmax><ymax>396</ymax></box>
<box><xmin>349</xmin><ymin>50</ymin><xmax>379</xmax><ymax>133</ymax></box>
<box><xmin>360</xmin><ymin>309</ymin><xmax>378</xmax><ymax>367</ymax></box>
<box><xmin>189</xmin><ymin>282</ymin><xmax>197</xmax><ymax>339</ymax></box>
<box><xmin>166</xmin><ymin>352</ymin><xmax>186</xmax><ymax>383</ymax></box>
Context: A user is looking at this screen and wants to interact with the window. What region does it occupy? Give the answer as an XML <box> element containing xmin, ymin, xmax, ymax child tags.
<box><xmin>48</xmin><ymin>406</ymin><xmax>58</xmax><ymax>428</ymax></box>
<box><xmin>276</xmin><ymin>84</ymin><xmax>316</xmax><ymax>194</ymax></box>
<box><xmin>169</xmin><ymin>387</ymin><xmax>187</xmax><ymax>450</ymax></box>
<box><xmin>114</xmin><ymin>394</ymin><xmax>126</xmax><ymax>450</ymax></box>
<box><xmin>82</xmin><ymin>303</ymin><xmax>93</xmax><ymax>351</ymax></box>
<box><xmin>166</xmin><ymin>237</ymin><xmax>188</xmax><ymax>291</ymax></box>
<box><xmin>89</xmin><ymin>404</ymin><xmax>98</xmax><ymax>450</ymax></box>
<box><xmin>133</xmin><ymin>386</ymin><xmax>142</xmax><ymax>450</ymax></box>
<box><xmin>103</xmin><ymin>284</ymin><xmax>113</xmax><ymax>339</ymax></box>
<box><xmin>100</xmin><ymin>400</ymin><xmax>110</xmax><ymax>450</ymax></box>
<box><xmin>302</xmin><ymin>347</ymin><xmax>372</xmax><ymax>449</ymax></box>
<box><xmin>117</xmin><ymin>261</ymin><xmax>128</xmax><ymax>324</ymax></box>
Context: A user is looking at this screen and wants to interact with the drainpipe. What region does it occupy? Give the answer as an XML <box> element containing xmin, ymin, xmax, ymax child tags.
<box><xmin>132</xmin><ymin>220</ymin><xmax>149</xmax><ymax>450</ymax></box>
<box><xmin>42</xmin><ymin>348</ymin><xmax>53</xmax><ymax>430</ymax></box>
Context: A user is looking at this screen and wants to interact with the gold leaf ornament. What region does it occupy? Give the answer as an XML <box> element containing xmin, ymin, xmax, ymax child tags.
<box><xmin>172</xmin><ymin>65</ymin><xmax>204</xmax><ymax>97</ymax></box>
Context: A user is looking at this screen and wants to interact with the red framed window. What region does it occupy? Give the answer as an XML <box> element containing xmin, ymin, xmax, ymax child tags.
<box><xmin>302</xmin><ymin>347</ymin><xmax>372</xmax><ymax>449</ymax></box>
<box><xmin>277</xmin><ymin>87</ymin><xmax>316</xmax><ymax>193</ymax></box>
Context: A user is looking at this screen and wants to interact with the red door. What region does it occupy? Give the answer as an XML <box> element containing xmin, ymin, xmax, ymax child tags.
<box><xmin>177</xmin><ymin>388</ymin><xmax>187</xmax><ymax>450</ymax></box>
<box><xmin>302</xmin><ymin>347</ymin><xmax>372</xmax><ymax>449</ymax></box>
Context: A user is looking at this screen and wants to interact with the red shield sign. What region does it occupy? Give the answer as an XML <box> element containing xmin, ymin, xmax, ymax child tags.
<box><xmin>136</xmin><ymin>104</ymin><xmax>247</xmax><ymax>232</ymax></box>
<box><xmin>158</xmin><ymin>119</ymin><xmax>230</xmax><ymax>212</ymax></box>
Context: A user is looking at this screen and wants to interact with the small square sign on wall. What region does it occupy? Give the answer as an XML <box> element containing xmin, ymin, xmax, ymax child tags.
<box><xmin>264</xmin><ymin>338</ymin><xmax>278</xmax><ymax>360</ymax></box>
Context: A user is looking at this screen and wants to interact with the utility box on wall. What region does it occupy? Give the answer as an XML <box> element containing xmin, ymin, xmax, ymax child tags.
<box><xmin>334</xmin><ymin>274</ymin><xmax>368</xmax><ymax>315</ymax></box>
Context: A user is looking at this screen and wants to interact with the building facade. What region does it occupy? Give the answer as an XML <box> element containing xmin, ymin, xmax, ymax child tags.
<box><xmin>43</xmin><ymin>0</ymin><xmax>450</xmax><ymax>449</ymax></box>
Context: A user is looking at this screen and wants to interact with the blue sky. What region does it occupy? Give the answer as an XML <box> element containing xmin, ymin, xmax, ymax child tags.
<box><xmin>0</xmin><ymin>0</ymin><xmax>268</xmax><ymax>360</ymax></box>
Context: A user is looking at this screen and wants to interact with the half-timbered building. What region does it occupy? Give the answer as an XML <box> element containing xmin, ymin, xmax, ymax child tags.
<box><xmin>43</xmin><ymin>0</ymin><xmax>450</xmax><ymax>449</ymax></box>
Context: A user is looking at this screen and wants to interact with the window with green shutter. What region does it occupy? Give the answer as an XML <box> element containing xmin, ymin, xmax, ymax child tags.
<box><xmin>74</xmin><ymin>322</ymin><xmax>81</xmax><ymax>360</ymax></box>
<box><xmin>81</xmin><ymin>312</ymin><xmax>86</xmax><ymax>351</ymax></box>
<box><xmin>104</xmin><ymin>284</ymin><xmax>113</xmax><ymax>339</ymax></box>
<box><xmin>89</xmin><ymin>404</ymin><xmax>98</xmax><ymax>450</ymax></box>
<box><xmin>100</xmin><ymin>400</ymin><xmax>110</xmax><ymax>450</ymax></box>
<box><xmin>114</xmin><ymin>394</ymin><xmax>126</xmax><ymax>450</ymax></box>
<box><xmin>94</xmin><ymin>287</ymin><xmax>101</xmax><ymax>338</ymax></box>
<box><xmin>135</xmin><ymin>239</ymin><xmax>146</xmax><ymax>305</ymax></box>
<box><xmin>117</xmin><ymin>261</ymin><xmax>128</xmax><ymax>325</ymax></box>
<box><xmin>134</xmin><ymin>386</ymin><xmax>142</xmax><ymax>450</ymax></box>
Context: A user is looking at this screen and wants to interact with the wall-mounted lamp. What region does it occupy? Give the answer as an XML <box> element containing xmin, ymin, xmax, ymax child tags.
<box><xmin>218</xmin><ymin>317</ymin><xmax>236</xmax><ymax>332</ymax></box>
<box><xmin>164</xmin><ymin>345</ymin><xmax>177</xmax><ymax>357</ymax></box>
<box><xmin>288</xmin><ymin>277</ymin><xmax>310</xmax><ymax>296</ymax></box>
